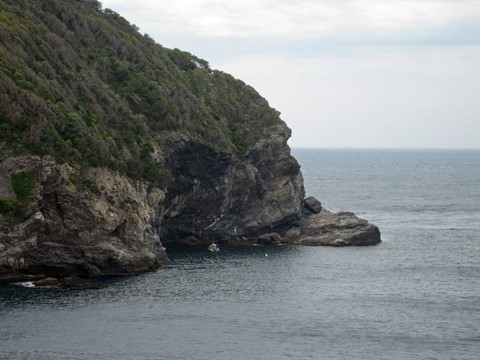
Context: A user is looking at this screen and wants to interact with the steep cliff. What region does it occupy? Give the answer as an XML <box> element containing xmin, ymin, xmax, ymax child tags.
<box><xmin>0</xmin><ymin>155</ymin><xmax>168</xmax><ymax>277</ymax></box>
<box><xmin>0</xmin><ymin>0</ymin><xmax>380</xmax><ymax>281</ymax></box>
<box><xmin>161</xmin><ymin>123</ymin><xmax>305</xmax><ymax>244</ymax></box>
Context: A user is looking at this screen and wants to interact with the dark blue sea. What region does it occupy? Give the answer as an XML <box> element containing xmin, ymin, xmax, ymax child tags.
<box><xmin>1</xmin><ymin>149</ymin><xmax>479</xmax><ymax>360</ymax></box>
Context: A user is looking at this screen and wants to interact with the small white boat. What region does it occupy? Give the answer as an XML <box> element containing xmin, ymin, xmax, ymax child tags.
<box><xmin>208</xmin><ymin>242</ymin><xmax>220</xmax><ymax>252</ymax></box>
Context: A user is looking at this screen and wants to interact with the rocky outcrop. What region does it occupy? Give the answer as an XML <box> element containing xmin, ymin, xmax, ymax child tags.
<box><xmin>160</xmin><ymin>123</ymin><xmax>305</xmax><ymax>244</ymax></box>
<box><xmin>304</xmin><ymin>196</ymin><xmax>322</xmax><ymax>214</ymax></box>
<box><xmin>0</xmin><ymin>0</ymin><xmax>382</xmax><ymax>283</ymax></box>
<box><xmin>286</xmin><ymin>209</ymin><xmax>381</xmax><ymax>246</ymax></box>
<box><xmin>0</xmin><ymin>156</ymin><xmax>168</xmax><ymax>279</ymax></box>
<box><xmin>158</xmin><ymin>122</ymin><xmax>380</xmax><ymax>247</ymax></box>
<box><xmin>0</xmin><ymin>122</ymin><xmax>380</xmax><ymax>281</ymax></box>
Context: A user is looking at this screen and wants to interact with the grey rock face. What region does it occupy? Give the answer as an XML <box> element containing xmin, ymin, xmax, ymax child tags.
<box><xmin>304</xmin><ymin>196</ymin><xmax>322</xmax><ymax>214</ymax></box>
<box><xmin>257</xmin><ymin>233</ymin><xmax>282</xmax><ymax>245</ymax></box>
<box><xmin>287</xmin><ymin>210</ymin><xmax>381</xmax><ymax>246</ymax></box>
<box><xmin>161</xmin><ymin>123</ymin><xmax>305</xmax><ymax>244</ymax></box>
<box><xmin>159</xmin><ymin>122</ymin><xmax>380</xmax><ymax>248</ymax></box>
<box><xmin>0</xmin><ymin>156</ymin><xmax>168</xmax><ymax>279</ymax></box>
<box><xmin>0</xmin><ymin>121</ymin><xmax>381</xmax><ymax>280</ymax></box>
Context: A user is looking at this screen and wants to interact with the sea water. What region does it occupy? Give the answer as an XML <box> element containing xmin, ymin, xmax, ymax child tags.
<box><xmin>1</xmin><ymin>149</ymin><xmax>479</xmax><ymax>360</ymax></box>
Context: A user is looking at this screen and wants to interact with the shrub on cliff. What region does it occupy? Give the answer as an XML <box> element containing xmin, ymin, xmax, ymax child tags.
<box><xmin>0</xmin><ymin>172</ymin><xmax>36</xmax><ymax>223</ymax></box>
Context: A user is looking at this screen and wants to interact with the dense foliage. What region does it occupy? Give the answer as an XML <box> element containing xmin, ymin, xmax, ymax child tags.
<box><xmin>0</xmin><ymin>0</ymin><xmax>282</xmax><ymax>181</ymax></box>
<box><xmin>0</xmin><ymin>172</ymin><xmax>36</xmax><ymax>223</ymax></box>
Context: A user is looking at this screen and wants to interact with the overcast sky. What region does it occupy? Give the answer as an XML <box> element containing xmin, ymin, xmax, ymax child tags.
<box><xmin>101</xmin><ymin>0</ymin><xmax>480</xmax><ymax>149</ymax></box>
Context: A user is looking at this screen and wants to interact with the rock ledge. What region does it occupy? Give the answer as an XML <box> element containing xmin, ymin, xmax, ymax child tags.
<box><xmin>286</xmin><ymin>208</ymin><xmax>381</xmax><ymax>246</ymax></box>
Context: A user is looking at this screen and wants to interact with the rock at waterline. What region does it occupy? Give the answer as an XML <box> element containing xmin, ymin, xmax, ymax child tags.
<box><xmin>304</xmin><ymin>196</ymin><xmax>322</xmax><ymax>214</ymax></box>
<box><xmin>59</xmin><ymin>277</ymin><xmax>105</xmax><ymax>290</ymax></box>
<box><xmin>34</xmin><ymin>277</ymin><xmax>61</xmax><ymax>287</ymax></box>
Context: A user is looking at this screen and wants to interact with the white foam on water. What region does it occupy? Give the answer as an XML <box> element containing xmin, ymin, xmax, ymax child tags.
<box><xmin>13</xmin><ymin>281</ymin><xmax>36</xmax><ymax>288</ymax></box>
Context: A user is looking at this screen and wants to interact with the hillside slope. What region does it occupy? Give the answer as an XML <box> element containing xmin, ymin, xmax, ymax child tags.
<box><xmin>0</xmin><ymin>0</ymin><xmax>280</xmax><ymax>177</ymax></box>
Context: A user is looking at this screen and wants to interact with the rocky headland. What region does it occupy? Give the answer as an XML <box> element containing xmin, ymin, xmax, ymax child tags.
<box><xmin>0</xmin><ymin>0</ymin><xmax>380</xmax><ymax>284</ymax></box>
<box><xmin>0</xmin><ymin>121</ymin><xmax>380</xmax><ymax>282</ymax></box>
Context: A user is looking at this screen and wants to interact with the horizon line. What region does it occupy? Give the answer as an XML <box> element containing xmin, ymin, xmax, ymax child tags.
<box><xmin>290</xmin><ymin>146</ymin><xmax>480</xmax><ymax>151</ymax></box>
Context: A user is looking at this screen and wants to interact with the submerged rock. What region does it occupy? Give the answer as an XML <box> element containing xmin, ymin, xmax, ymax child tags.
<box><xmin>59</xmin><ymin>276</ymin><xmax>105</xmax><ymax>290</ymax></box>
<box><xmin>34</xmin><ymin>277</ymin><xmax>60</xmax><ymax>287</ymax></box>
<box><xmin>0</xmin><ymin>273</ymin><xmax>45</xmax><ymax>284</ymax></box>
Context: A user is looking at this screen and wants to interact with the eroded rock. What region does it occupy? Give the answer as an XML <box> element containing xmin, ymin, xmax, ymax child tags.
<box><xmin>0</xmin><ymin>156</ymin><xmax>169</xmax><ymax>279</ymax></box>
<box><xmin>0</xmin><ymin>122</ymin><xmax>381</xmax><ymax>280</ymax></box>
<box><xmin>287</xmin><ymin>210</ymin><xmax>381</xmax><ymax>246</ymax></box>
<box><xmin>160</xmin><ymin>123</ymin><xmax>305</xmax><ymax>244</ymax></box>
<box><xmin>304</xmin><ymin>196</ymin><xmax>322</xmax><ymax>214</ymax></box>
<box><xmin>257</xmin><ymin>233</ymin><xmax>282</xmax><ymax>245</ymax></box>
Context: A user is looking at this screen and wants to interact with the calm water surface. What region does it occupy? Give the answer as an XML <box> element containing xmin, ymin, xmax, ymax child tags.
<box><xmin>1</xmin><ymin>149</ymin><xmax>479</xmax><ymax>359</ymax></box>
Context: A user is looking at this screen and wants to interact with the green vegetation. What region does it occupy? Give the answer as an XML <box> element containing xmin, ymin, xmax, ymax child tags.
<box><xmin>11</xmin><ymin>172</ymin><xmax>36</xmax><ymax>200</ymax></box>
<box><xmin>0</xmin><ymin>172</ymin><xmax>36</xmax><ymax>223</ymax></box>
<box><xmin>0</xmin><ymin>198</ymin><xmax>25</xmax><ymax>219</ymax></box>
<box><xmin>0</xmin><ymin>0</ymin><xmax>283</xmax><ymax>182</ymax></box>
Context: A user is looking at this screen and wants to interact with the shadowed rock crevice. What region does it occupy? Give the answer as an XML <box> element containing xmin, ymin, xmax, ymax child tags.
<box><xmin>160</xmin><ymin>124</ymin><xmax>308</xmax><ymax>245</ymax></box>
